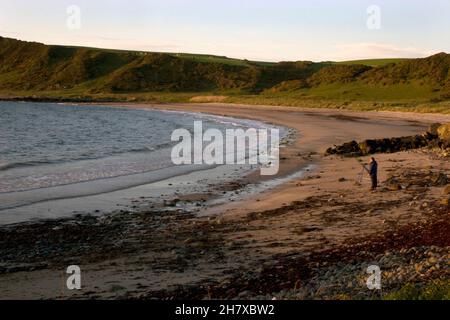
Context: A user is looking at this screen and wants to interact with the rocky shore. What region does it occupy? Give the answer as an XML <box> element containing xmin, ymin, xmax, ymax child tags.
<box><xmin>148</xmin><ymin>213</ymin><xmax>449</xmax><ymax>300</ymax></box>
<box><xmin>1</xmin><ymin>147</ymin><xmax>448</xmax><ymax>300</ymax></box>
<box><xmin>326</xmin><ymin>123</ymin><xmax>450</xmax><ymax>157</ymax></box>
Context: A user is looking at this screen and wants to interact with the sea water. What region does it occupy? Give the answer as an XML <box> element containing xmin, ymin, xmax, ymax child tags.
<box><xmin>0</xmin><ymin>102</ymin><xmax>283</xmax><ymax>224</ymax></box>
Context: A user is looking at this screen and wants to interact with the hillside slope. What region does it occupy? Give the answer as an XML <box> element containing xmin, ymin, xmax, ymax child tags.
<box><xmin>0</xmin><ymin>37</ymin><xmax>318</xmax><ymax>93</ymax></box>
<box><xmin>0</xmin><ymin>36</ymin><xmax>449</xmax><ymax>104</ymax></box>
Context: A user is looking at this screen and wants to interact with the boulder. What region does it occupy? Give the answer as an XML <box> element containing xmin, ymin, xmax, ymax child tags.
<box><xmin>397</xmin><ymin>135</ymin><xmax>429</xmax><ymax>150</ymax></box>
<box><xmin>326</xmin><ymin>128</ymin><xmax>442</xmax><ymax>157</ymax></box>
<box><xmin>427</xmin><ymin>123</ymin><xmax>442</xmax><ymax>137</ymax></box>
<box><xmin>438</xmin><ymin>123</ymin><xmax>450</xmax><ymax>148</ymax></box>
<box><xmin>358</xmin><ymin>135</ymin><xmax>430</xmax><ymax>155</ymax></box>
<box><xmin>326</xmin><ymin>140</ymin><xmax>361</xmax><ymax>156</ymax></box>
<box><xmin>359</xmin><ymin>140</ymin><xmax>377</xmax><ymax>155</ymax></box>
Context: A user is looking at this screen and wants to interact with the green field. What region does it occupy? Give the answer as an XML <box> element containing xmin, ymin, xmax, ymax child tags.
<box><xmin>335</xmin><ymin>58</ymin><xmax>411</xmax><ymax>67</ymax></box>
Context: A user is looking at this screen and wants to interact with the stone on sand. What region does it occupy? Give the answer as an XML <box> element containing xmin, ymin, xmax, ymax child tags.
<box><xmin>443</xmin><ymin>185</ymin><xmax>450</xmax><ymax>195</ymax></box>
<box><xmin>440</xmin><ymin>197</ymin><xmax>450</xmax><ymax>207</ymax></box>
<box><xmin>433</xmin><ymin>173</ymin><xmax>448</xmax><ymax>187</ymax></box>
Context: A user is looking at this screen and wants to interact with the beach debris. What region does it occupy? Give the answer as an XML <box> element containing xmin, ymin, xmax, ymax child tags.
<box><xmin>387</xmin><ymin>183</ymin><xmax>403</xmax><ymax>191</ymax></box>
<box><xmin>384</xmin><ymin>168</ymin><xmax>449</xmax><ymax>192</ymax></box>
<box><xmin>433</xmin><ymin>173</ymin><xmax>448</xmax><ymax>187</ymax></box>
<box><xmin>384</xmin><ymin>176</ymin><xmax>403</xmax><ymax>191</ymax></box>
<box><xmin>443</xmin><ymin>185</ymin><xmax>450</xmax><ymax>195</ymax></box>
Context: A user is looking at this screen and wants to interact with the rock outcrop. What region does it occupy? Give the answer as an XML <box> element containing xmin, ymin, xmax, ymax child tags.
<box><xmin>437</xmin><ymin>123</ymin><xmax>450</xmax><ymax>148</ymax></box>
<box><xmin>326</xmin><ymin>123</ymin><xmax>450</xmax><ymax>156</ymax></box>
<box><xmin>427</xmin><ymin>123</ymin><xmax>442</xmax><ymax>137</ymax></box>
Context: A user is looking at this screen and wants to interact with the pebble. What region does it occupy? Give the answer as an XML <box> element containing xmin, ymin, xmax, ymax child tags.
<box><xmin>270</xmin><ymin>245</ymin><xmax>448</xmax><ymax>300</ymax></box>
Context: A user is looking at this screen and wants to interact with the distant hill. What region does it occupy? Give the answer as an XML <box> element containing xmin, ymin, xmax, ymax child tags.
<box><xmin>334</xmin><ymin>58</ymin><xmax>410</xmax><ymax>67</ymax></box>
<box><xmin>0</xmin><ymin>36</ymin><xmax>449</xmax><ymax>103</ymax></box>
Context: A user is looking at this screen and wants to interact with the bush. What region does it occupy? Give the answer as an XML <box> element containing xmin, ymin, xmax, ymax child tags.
<box><xmin>384</xmin><ymin>280</ymin><xmax>450</xmax><ymax>300</ymax></box>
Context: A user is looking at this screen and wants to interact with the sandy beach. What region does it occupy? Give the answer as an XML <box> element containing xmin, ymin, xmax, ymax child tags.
<box><xmin>0</xmin><ymin>103</ymin><xmax>449</xmax><ymax>300</ymax></box>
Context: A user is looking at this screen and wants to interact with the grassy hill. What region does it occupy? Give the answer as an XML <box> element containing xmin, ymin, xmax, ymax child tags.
<box><xmin>1</xmin><ymin>36</ymin><xmax>449</xmax><ymax>113</ymax></box>
<box><xmin>334</xmin><ymin>58</ymin><xmax>410</xmax><ymax>67</ymax></box>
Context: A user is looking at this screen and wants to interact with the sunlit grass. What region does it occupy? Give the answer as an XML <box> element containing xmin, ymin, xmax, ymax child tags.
<box><xmin>384</xmin><ymin>279</ymin><xmax>450</xmax><ymax>300</ymax></box>
<box><xmin>334</xmin><ymin>58</ymin><xmax>410</xmax><ymax>67</ymax></box>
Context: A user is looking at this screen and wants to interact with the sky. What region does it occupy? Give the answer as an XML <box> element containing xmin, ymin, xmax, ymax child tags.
<box><xmin>0</xmin><ymin>0</ymin><xmax>449</xmax><ymax>62</ymax></box>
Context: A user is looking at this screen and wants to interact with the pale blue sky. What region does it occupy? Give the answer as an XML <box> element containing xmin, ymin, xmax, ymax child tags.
<box><xmin>0</xmin><ymin>0</ymin><xmax>449</xmax><ymax>62</ymax></box>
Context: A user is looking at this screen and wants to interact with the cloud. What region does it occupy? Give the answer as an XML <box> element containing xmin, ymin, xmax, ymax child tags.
<box><xmin>333</xmin><ymin>42</ymin><xmax>437</xmax><ymax>61</ymax></box>
<box><xmin>0</xmin><ymin>30</ymin><xmax>22</xmax><ymax>37</ymax></box>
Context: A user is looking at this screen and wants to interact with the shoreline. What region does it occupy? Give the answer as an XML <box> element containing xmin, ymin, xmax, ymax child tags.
<box><xmin>0</xmin><ymin>102</ymin><xmax>449</xmax><ymax>299</ymax></box>
<box><xmin>114</xmin><ymin>102</ymin><xmax>450</xmax><ymax>217</ymax></box>
<box><xmin>1</xmin><ymin>93</ymin><xmax>450</xmax><ymax>115</ymax></box>
<box><xmin>0</xmin><ymin>102</ymin><xmax>291</xmax><ymax>225</ymax></box>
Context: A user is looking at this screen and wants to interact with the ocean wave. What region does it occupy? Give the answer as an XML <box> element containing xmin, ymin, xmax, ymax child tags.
<box><xmin>110</xmin><ymin>142</ymin><xmax>174</xmax><ymax>155</ymax></box>
<box><xmin>0</xmin><ymin>146</ymin><xmax>172</xmax><ymax>174</ymax></box>
<box><xmin>0</xmin><ymin>161</ymin><xmax>55</xmax><ymax>172</ymax></box>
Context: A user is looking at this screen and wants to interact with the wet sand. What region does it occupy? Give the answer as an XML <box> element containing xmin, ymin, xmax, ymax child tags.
<box><xmin>0</xmin><ymin>103</ymin><xmax>449</xmax><ymax>299</ymax></box>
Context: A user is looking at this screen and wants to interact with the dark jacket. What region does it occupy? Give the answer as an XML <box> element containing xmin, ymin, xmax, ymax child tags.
<box><xmin>368</xmin><ymin>161</ymin><xmax>378</xmax><ymax>176</ymax></box>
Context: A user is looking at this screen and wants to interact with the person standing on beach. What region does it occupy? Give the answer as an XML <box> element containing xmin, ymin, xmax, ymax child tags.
<box><xmin>367</xmin><ymin>157</ymin><xmax>378</xmax><ymax>190</ymax></box>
